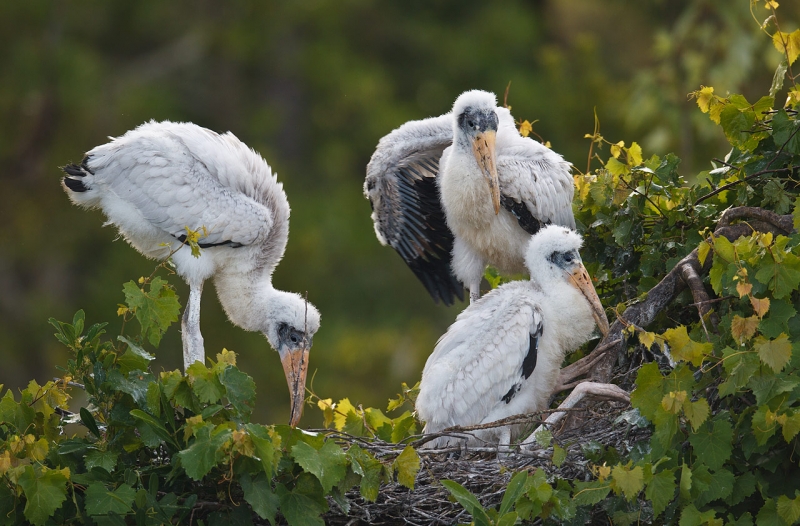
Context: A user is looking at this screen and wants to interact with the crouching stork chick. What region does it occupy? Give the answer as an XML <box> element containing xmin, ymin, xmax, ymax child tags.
<box><xmin>416</xmin><ymin>225</ymin><xmax>610</xmax><ymax>448</ymax></box>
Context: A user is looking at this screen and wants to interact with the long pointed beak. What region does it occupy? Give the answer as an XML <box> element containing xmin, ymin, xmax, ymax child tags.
<box><xmin>566</xmin><ymin>264</ymin><xmax>609</xmax><ymax>337</ymax></box>
<box><xmin>280</xmin><ymin>345</ymin><xmax>310</xmax><ymax>427</ymax></box>
<box><xmin>472</xmin><ymin>130</ymin><xmax>500</xmax><ymax>214</ymax></box>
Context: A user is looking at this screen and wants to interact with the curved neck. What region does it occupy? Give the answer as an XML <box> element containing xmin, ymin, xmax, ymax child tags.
<box><xmin>213</xmin><ymin>271</ymin><xmax>274</xmax><ymax>334</ymax></box>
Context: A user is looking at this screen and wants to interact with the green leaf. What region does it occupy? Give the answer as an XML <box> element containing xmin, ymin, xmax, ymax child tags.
<box><xmin>0</xmin><ymin>390</ymin><xmax>36</xmax><ymax>433</ymax></box>
<box><xmin>777</xmin><ymin>494</ymin><xmax>800</xmax><ymax>525</ymax></box>
<box><xmin>130</xmin><ymin>409</ymin><xmax>177</xmax><ymax>448</ymax></box>
<box><xmin>611</xmin><ymin>464</ymin><xmax>644</xmax><ymax>501</ymax></box>
<box><xmin>696</xmin><ymin>468</ymin><xmax>734</xmax><ymax>508</ymax></box>
<box><xmin>755</xmin><ymin>259</ymin><xmax>800</xmax><ymax>300</ymax></box>
<box><xmin>646</xmin><ymin>469</ymin><xmax>676</xmax><ymax>517</ymax></box>
<box><xmin>771</xmin><ymin>109</ymin><xmax>800</xmax><ymax>154</ymax></box>
<box><xmin>752</xmin><ymin>406</ymin><xmax>778</xmax><ymax>446</ymax></box>
<box><xmin>679</xmin><ymin>463</ymin><xmax>692</xmax><ymax>500</ymax></box>
<box><xmin>17</xmin><ymin>466</ymin><xmax>69</xmax><ymax>526</ymax></box>
<box><xmin>177</xmin><ymin>424</ymin><xmax>232</xmax><ymax>480</ymax></box>
<box><xmin>757</xmin><ymin>499</ymin><xmax>785</xmax><ymax>526</ymax></box>
<box><xmin>441</xmin><ymin>480</ymin><xmax>492</xmax><ymax>526</ymax></box>
<box><xmin>220</xmin><ymin>365</ymin><xmax>256</xmax><ymax>416</ymax></box>
<box><xmin>552</xmin><ymin>444</ymin><xmax>567</xmax><ymax>467</ymax></box>
<box><xmin>499</xmin><ymin>471</ymin><xmax>528</xmax><ymax>516</ymax></box>
<box><xmin>680</xmin><ymin>503</ymin><xmax>719</xmax><ymax>526</ymax></box>
<box><xmin>720</xmin><ymin>104</ymin><xmax>756</xmax><ymax>151</ymax></box>
<box><xmin>290</xmin><ymin>440</ymin><xmax>348</xmax><ymax>494</ymax></box>
<box><xmin>80</xmin><ymin>407</ymin><xmax>101</xmax><ymax>438</ymax></box>
<box><xmin>122</xmin><ymin>277</ymin><xmax>180</xmax><ymax>347</ymax></box>
<box><xmin>390</xmin><ymin>411</ymin><xmax>417</xmax><ymax>442</ymax></box>
<box><xmin>84</xmin><ymin>450</ymin><xmax>119</xmax><ymax>473</ymax></box>
<box><xmin>572</xmin><ymin>480</ymin><xmax>611</xmax><ymax>507</ymax></box>
<box><xmin>246</xmin><ymin>424</ymin><xmax>279</xmax><ymax>480</ymax></box>
<box><xmin>186</xmin><ymin>362</ymin><xmax>225</xmax><ymax>404</ymax></box>
<box><xmin>276</xmin><ymin>483</ymin><xmax>327</xmax><ymax>526</ymax></box>
<box><xmin>84</xmin><ymin>483</ymin><xmax>136</xmax><ymax>516</ymax></box>
<box><xmin>630</xmin><ymin>362</ymin><xmax>664</xmax><ymax>420</ymax></box>
<box><xmin>688</xmin><ymin>417</ymin><xmax>733</xmax><ymax>471</ymax></box>
<box><xmin>393</xmin><ymin>445</ymin><xmax>420</xmax><ymax>490</ymax></box>
<box><xmin>347</xmin><ymin>443</ymin><xmax>384</xmax><ymax>502</ymax></box>
<box><xmin>240</xmin><ymin>473</ymin><xmax>278</xmax><ymax>524</ymax></box>
<box><xmin>782</xmin><ymin>411</ymin><xmax>800</xmax><ymax>442</ymax></box>
<box><xmin>759</xmin><ymin>299</ymin><xmax>797</xmax><ymax>338</ymax></box>
<box><xmin>754</xmin><ymin>334</ymin><xmax>793</xmax><ymax>373</ymax></box>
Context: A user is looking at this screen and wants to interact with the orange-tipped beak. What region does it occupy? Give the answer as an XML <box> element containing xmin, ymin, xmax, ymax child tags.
<box><xmin>280</xmin><ymin>346</ymin><xmax>310</xmax><ymax>427</ymax></box>
<box><xmin>567</xmin><ymin>264</ymin><xmax>609</xmax><ymax>337</ymax></box>
<box><xmin>472</xmin><ymin>130</ymin><xmax>500</xmax><ymax>214</ymax></box>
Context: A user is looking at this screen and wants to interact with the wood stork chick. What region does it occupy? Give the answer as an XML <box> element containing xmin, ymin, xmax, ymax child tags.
<box><xmin>364</xmin><ymin>90</ymin><xmax>574</xmax><ymax>304</ymax></box>
<box><xmin>415</xmin><ymin>225</ymin><xmax>608</xmax><ymax>448</ymax></box>
<box><xmin>61</xmin><ymin>120</ymin><xmax>320</xmax><ymax>426</ymax></box>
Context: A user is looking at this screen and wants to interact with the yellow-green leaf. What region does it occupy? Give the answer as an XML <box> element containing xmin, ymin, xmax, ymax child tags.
<box><xmin>611</xmin><ymin>464</ymin><xmax>644</xmax><ymax>501</ymax></box>
<box><xmin>552</xmin><ymin>444</ymin><xmax>566</xmax><ymax>467</ymax></box>
<box><xmin>773</xmin><ymin>30</ymin><xmax>800</xmax><ymax>65</ymax></box>
<box><xmin>662</xmin><ymin>391</ymin><xmax>687</xmax><ymax>414</ymax></box>
<box><xmin>695</xmin><ymin>86</ymin><xmax>715</xmax><ymax>113</ymax></box>
<box><xmin>662</xmin><ymin>326</ymin><xmax>711</xmax><ymax>367</ymax></box>
<box><xmin>755</xmin><ymin>334</ymin><xmax>792</xmax><ymax>373</ymax></box>
<box><xmin>782</xmin><ymin>412</ymin><xmax>800</xmax><ymax>442</ymax></box>
<box><xmin>333</xmin><ymin>398</ymin><xmax>358</xmax><ymax>431</ymax></box>
<box><xmin>684</xmin><ymin>398</ymin><xmax>710</xmax><ymax>431</ymax></box>
<box><xmin>393</xmin><ymin>446</ymin><xmax>420</xmax><ymax>490</ymax></box>
<box><xmin>518</xmin><ymin>120</ymin><xmax>532</xmax><ymax>137</ymax></box>
<box><xmin>697</xmin><ymin>240</ymin><xmax>711</xmax><ymax>266</ymax></box>
<box><xmin>638</xmin><ymin>330</ymin><xmax>657</xmax><ymax>350</ymax></box>
<box><xmin>627</xmin><ymin>142</ymin><xmax>643</xmax><ymax>166</ymax></box>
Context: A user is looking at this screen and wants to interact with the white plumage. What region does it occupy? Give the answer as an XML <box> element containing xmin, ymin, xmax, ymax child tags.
<box><xmin>61</xmin><ymin>120</ymin><xmax>320</xmax><ymax>426</ymax></box>
<box><xmin>415</xmin><ymin>225</ymin><xmax>608</xmax><ymax>448</ymax></box>
<box><xmin>364</xmin><ymin>90</ymin><xmax>574</xmax><ymax>304</ymax></box>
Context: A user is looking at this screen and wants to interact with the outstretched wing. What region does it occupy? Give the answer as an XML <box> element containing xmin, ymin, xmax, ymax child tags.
<box><xmin>416</xmin><ymin>282</ymin><xmax>543</xmax><ymax>431</ymax></box>
<box><xmin>364</xmin><ymin>114</ymin><xmax>464</xmax><ymax>305</ymax></box>
<box><xmin>497</xmin><ymin>125</ymin><xmax>575</xmax><ymax>235</ymax></box>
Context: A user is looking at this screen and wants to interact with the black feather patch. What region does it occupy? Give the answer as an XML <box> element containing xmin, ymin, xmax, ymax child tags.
<box><xmin>501</xmin><ymin>383</ymin><xmax>522</xmax><ymax>404</ymax></box>
<box><xmin>500</xmin><ymin>194</ymin><xmax>547</xmax><ymax>236</ymax></box>
<box><xmin>62</xmin><ymin>176</ymin><xmax>88</xmax><ymax>192</ymax></box>
<box><xmin>175</xmin><ymin>234</ymin><xmax>243</xmax><ymax>249</ymax></box>
<box><xmin>375</xmin><ymin>150</ymin><xmax>464</xmax><ymax>305</ymax></box>
<box><xmin>522</xmin><ymin>322</ymin><xmax>544</xmax><ymax>380</ymax></box>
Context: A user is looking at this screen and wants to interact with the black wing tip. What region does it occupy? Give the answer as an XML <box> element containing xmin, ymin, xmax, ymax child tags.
<box><xmin>62</xmin><ymin>156</ymin><xmax>94</xmax><ymax>193</ymax></box>
<box><xmin>406</xmin><ymin>255</ymin><xmax>465</xmax><ymax>306</ymax></box>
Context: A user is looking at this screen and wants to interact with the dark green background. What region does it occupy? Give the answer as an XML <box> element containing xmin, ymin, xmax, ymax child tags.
<box><xmin>1</xmin><ymin>1</ymin><xmax>796</xmax><ymax>425</ymax></box>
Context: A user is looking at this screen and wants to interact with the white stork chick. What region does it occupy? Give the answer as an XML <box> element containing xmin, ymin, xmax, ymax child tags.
<box><xmin>364</xmin><ymin>90</ymin><xmax>574</xmax><ymax>305</ymax></box>
<box><xmin>61</xmin><ymin>120</ymin><xmax>320</xmax><ymax>426</ymax></box>
<box><xmin>415</xmin><ymin>225</ymin><xmax>608</xmax><ymax>448</ymax></box>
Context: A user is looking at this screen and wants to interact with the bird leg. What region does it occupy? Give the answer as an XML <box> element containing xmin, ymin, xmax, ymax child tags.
<box><xmin>521</xmin><ymin>382</ymin><xmax>630</xmax><ymax>447</ymax></box>
<box><xmin>182</xmin><ymin>281</ymin><xmax>205</xmax><ymax>371</ymax></box>
<box><xmin>552</xmin><ymin>338</ymin><xmax>621</xmax><ymax>394</ymax></box>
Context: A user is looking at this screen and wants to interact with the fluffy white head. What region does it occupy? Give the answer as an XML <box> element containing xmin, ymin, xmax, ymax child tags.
<box><xmin>524</xmin><ymin>225</ymin><xmax>584</xmax><ymax>281</ymax></box>
<box><xmin>452</xmin><ymin>90</ymin><xmax>497</xmax><ymax>117</ymax></box>
<box><xmin>263</xmin><ymin>289</ymin><xmax>322</xmax><ymax>353</ymax></box>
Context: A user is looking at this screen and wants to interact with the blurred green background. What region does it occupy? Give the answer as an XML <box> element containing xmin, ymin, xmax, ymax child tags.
<box><xmin>1</xmin><ymin>1</ymin><xmax>797</xmax><ymax>426</ymax></box>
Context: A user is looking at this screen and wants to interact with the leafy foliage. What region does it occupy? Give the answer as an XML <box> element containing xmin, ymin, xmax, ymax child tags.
<box><xmin>0</xmin><ymin>283</ymin><xmax>421</xmax><ymax>525</ymax></box>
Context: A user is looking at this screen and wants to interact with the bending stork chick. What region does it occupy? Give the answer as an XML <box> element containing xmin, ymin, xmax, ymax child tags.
<box><xmin>365</xmin><ymin>90</ymin><xmax>574</xmax><ymax>305</ymax></box>
<box><xmin>416</xmin><ymin>225</ymin><xmax>609</xmax><ymax>448</ymax></box>
<box><xmin>61</xmin><ymin>120</ymin><xmax>320</xmax><ymax>427</ymax></box>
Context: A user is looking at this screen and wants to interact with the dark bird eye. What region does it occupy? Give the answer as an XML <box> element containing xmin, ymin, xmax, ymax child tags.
<box><xmin>468</xmin><ymin>120</ymin><xmax>476</xmax><ymax>128</ymax></box>
<box><xmin>290</xmin><ymin>334</ymin><xmax>300</xmax><ymax>344</ymax></box>
<box><xmin>564</xmin><ymin>252</ymin><xmax>574</xmax><ymax>262</ymax></box>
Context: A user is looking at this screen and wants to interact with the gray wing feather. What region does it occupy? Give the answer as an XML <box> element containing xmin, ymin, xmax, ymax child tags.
<box><xmin>416</xmin><ymin>282</ymin><xmax>542</xmax><ymax>429</ymax></box>
<box><xmin>364</xmin><ymin>114</ymin><xmax>464</xmax><ymax>305</ymax></box>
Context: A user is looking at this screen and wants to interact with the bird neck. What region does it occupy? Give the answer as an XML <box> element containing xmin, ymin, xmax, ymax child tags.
<box><xmin>538</xmin><ymin>278</ymin><xmax>598</xmax><ymax>351</ymax></box>
<box><xmin>213</xmin><ymin>271</ymin><xmax>276</xmax><ymax>335</ymax></box>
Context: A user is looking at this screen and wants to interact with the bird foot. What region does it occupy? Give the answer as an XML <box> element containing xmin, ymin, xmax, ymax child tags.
<box><xmin>521</xmin><ymin>381</ymin><xmax>630</xmax><ymax>448</ymax></box>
